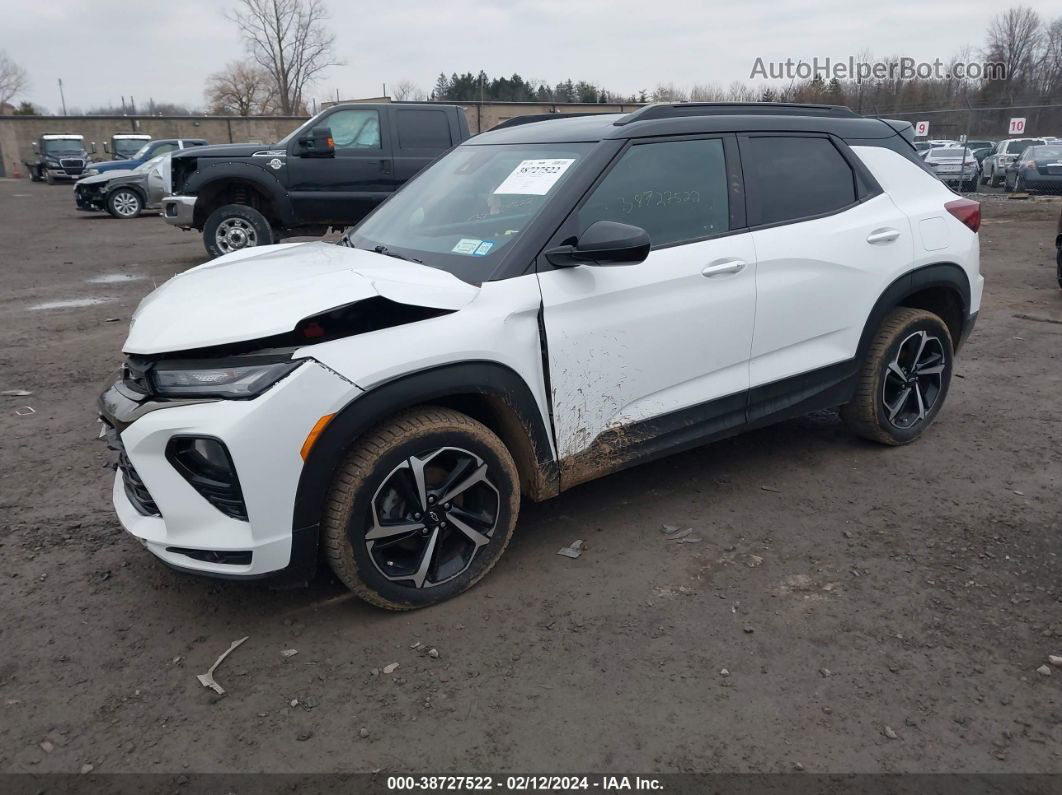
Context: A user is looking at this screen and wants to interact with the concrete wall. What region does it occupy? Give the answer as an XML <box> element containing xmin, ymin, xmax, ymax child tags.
<box><xmin>0</xmin><ymin>101</ymin><xmax>643</xmax><ymax>178</ymax></box>
<box><xmin>0</xmin><ymin>115</ymin><xmax>308</xmax><ymax>178</ymax></box>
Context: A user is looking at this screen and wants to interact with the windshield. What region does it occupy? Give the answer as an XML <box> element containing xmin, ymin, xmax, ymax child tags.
<box><xmin>130</xmin><ymin>141</ymin><xmax>156</xmax><ymax>160</ymax></box>
<box><xmin>115</xmin><ymin>138</ymin><xmax>148</xmax><ymax>157</ymax></box>
<box><xmin>277</xmin><ymin>117</ymin><xmax>317</xmax><ymax>146</ymax></box>
<box><xmin>43</xmin><ymin>139</ymin><xmax>83</xmax><ymax>156</ymax></box>
<box><xmin>348</xmin><ymin>142</ymin><xmax>594</xmax><ymax>278</ymax></box>
<box><xmin>134</xmin><ymin>154</ymin><xmax>167</xmax><ymax>173</ymax></box>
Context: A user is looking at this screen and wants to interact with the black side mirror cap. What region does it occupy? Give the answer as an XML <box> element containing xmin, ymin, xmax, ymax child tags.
<box><xmin>299</xmin><ymin>126</ymin><xmax>335</xmax><ymax>157</ymax></box>
<box><xmin>545</xmin><ymin>220</ymin><xmax>651</xmax><ymax>267</ymax></box>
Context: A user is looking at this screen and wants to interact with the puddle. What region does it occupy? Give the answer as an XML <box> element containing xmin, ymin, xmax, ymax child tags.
<box><xmin>87</xmin><ymin>273</ymin><xmax>146</xmax><ymax>284</ymax></box>
<box><xmin>29</xmin><ymin>297</ymin><xmax>116</xmax><ymax>311</ymax></box>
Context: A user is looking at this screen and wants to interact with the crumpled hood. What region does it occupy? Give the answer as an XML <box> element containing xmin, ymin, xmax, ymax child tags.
<box><xmin>124</xmin><ymin>242</ymin><xmax>479</xmax><ymax>355</ymax></box>
<box><xmin>76</xmin><ymin>170</ymin><xmax>135</xmax><ymax>187</ymax></box>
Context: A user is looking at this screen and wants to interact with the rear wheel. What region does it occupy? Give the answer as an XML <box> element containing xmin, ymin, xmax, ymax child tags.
<box><xmin>323</xmin><ymin>408</ymin><xmax>521</xmax><ymax>610</ymax></box>
<box><xmin>106</xmin><ymin>188</ymin><xmax>142</xmax><ymax>219</ymax></box>
<box><xmin>989</xmin><ymin>167</ymin><xmax>1002</xmax><ymax>187</ymax></box>
<box><xmin>202</xmin><ymin>204</ymin><xmax>274</xmax><ymax>258</ymax></box>
<box><xmin>841</xmin><ymin>308</ymin><xmax>954</xmax><ymax>446</ymax></box>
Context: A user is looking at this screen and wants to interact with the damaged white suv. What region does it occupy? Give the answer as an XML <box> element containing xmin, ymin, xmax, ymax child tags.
<box><xmin>99</xmin><ymin>103</ymin><xmax>983</xmax><ymax>609</ymax></box>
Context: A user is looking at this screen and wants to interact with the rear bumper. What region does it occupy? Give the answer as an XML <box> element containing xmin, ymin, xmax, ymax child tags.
<box><xmin>162</xmin><ymin>195</ymin><xmax>197</xmax><ymax>228</ymax></box>
<box><xmin>1019</xmin><ymin>174</ymin><xmax>1062</xmax><ymax>192</ymax></box>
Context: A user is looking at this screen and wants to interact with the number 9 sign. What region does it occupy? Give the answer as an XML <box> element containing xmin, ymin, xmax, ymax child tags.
<box><xmin>1008</xmin><ymin>117</ymin><xmax>1026</xmax><ymax>135</ymax></box>
<box><xmin>914</xmin><ymin>120</ymin><xmax>929</xmax><ymax>137</ymax></box>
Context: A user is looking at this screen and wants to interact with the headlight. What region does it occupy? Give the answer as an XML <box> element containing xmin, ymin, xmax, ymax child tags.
<box><xmin>85</xmin><ymin>168</ymin><xmax>99</xmax><ymax>176</ymax></box>
<box><xmin>150</xmin><ymin>358</ymin><xmax>303</xmax><ymax>398</ymax></box>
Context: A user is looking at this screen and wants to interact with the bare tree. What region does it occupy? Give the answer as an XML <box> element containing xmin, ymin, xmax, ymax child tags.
<box><xmin>689</xmin><ymin>82</ymin><xmax>725</xmax><ymax>101</ymax></box>
<box><xmin>229</xmin><ymin>0</ymin><xmax>341</xmax><ymax>115</ymax></box>
<box><xmin>984</xmin><ymin>6</ymin><xmax>1043</xmax><ymax>99</ymax></box>
<box><xmin>206</xmin><ymin>61</ymin><xmax>278</xmax><ymax>115</ymax></box>
<box><xmin>0</xmin><ymin>50</ymin><xmax>29</xmax><ymax>108</ymax></box>
<box><xmin>650</xmin><ymin>82</ymin><xmax>688</xmax><ymax>102</ymax></box>
<box><xmin>392</xmin><ymin>80</ymin><xmax>424</xmax><ymax>101</ymax></box>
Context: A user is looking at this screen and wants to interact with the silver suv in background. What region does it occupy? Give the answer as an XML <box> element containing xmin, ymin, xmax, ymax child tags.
<box><xmin>981</xmin><ymin>138</ymin><xmax>1046</xmax><ymax>186</ymax></box>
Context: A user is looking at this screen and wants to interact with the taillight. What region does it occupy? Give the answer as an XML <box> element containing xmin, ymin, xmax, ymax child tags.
<box><xmin>945</xmin><ymin>198</ymin><xmax>981</xmax><ymax>233</ymax></box>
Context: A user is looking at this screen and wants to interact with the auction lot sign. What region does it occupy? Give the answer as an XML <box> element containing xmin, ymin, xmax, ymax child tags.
<box><xmin>1009</xmin><ymin>117</ymin><xmax>1027</xmax><ymax>135</ymax></box>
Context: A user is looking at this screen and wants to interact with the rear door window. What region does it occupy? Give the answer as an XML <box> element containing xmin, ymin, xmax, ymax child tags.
<box><xmin>396</xmin><ymin>109</ymin><xmax>453</xmax><ymax>151</ymax></box>
<box><xmin>743</xmin><ymin>135</ymin><xmax>857</xmax><ymax>226</ymax></box>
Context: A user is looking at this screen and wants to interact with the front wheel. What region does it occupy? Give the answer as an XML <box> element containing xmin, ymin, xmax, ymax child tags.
<box><xmin>107</xmin><ymin>188</ymin><xmax>142</xmax><ymax>219</ymax></box>
<box><xmin>322</xmin><ymin>407</ymin><xmax>520</xmax><ymax>610</ymax></box>
<box><xmin>44</xmin><ymin>170</ymin><xmax>55</xmax><ymax>185</ymax></box>
<box><xmin>841</xmin><ymin>307</ymin><xmax>954</xmax><ymax>446</ymax></box>
<box><xmin>202</xmin><ymin>204</ymin><xmax>274</xmax><ymax>258</ymax></box>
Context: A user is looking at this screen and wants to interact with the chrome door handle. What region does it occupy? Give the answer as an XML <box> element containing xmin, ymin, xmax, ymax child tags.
<box><xmin>866</xmin><ymin>228</ymin><xmax>900</xmax><ymax>244</ymax></box>
<box><xmin>701</xmin><ymin>259</ymin><xmax>747</xmax><ymax>277</ymax></box>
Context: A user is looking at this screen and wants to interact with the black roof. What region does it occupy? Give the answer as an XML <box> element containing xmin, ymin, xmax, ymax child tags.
<box><xmin>470</xmin><ymin>103</ymin><xmax>904</xmax><ymax>145</ymax></box>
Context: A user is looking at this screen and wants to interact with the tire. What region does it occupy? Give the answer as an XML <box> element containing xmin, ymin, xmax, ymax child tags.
<box><xmin>322</xmin><ymin>407</ymin><xmax>521</xmax><ymax>610</ymax></box>
<box><xmin>840</xmin><ymin>307</ymin><xmax>954</xmax><ymax>446</ymax></box>
<box><xmin>978</xmin><ymin>169</ymin><xmax>988</xmax><ymax>186</ymax></box>
<box><xmin>1015</xmin><ymin>174</ymin><xmax>1027</xmax><ymax>194</ymax></box>
<box><xmin>1003</xmin><ymin>173</ymin><xmax>1013</xmax><ymax>192</ymax></box>
<box><xmin>202</xmin><ymin>204</ymin><xmax>273</xmax><ymax>259</ymax></box>
<box><xmin>29</xmin><ymin>166</ymin><xmax>42</xmax><ymax>183</ymax></box>
<box><xmin>44</xmin><ymin>170</ymin><xmax>55</xmax><ymax>185</ymax></box>
<box><xmin>1056</xmin><ymin>247</ymin><xmax>1062</xmax><ymax>289</ymax></box>
<box><xmin>106</xmin><ymin>188</ymin><xmax>142</xmax><ymax>219</ymax></box>
<box><xmin>989</xmin><ymin>168</ymin><xmax>1002</xmax><ymax>188</ymax></box>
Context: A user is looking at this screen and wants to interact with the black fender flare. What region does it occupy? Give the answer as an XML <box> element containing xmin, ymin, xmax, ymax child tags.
<box><xmin>856</xmin><ymin>262</ymin><xmax>971</xmax><ymax>361</ymax></box>
<box><xmin>185</xmin><ymin>162</ymin><xmax>294</xmax><ymax>226</ymax></box>
<box><xmin>290</xmin><ymin>360</ymin><xmax>558</xmax><ymax>563</ymax></box>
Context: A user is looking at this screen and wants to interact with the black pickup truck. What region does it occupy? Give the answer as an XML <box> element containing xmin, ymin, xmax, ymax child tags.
<box><xmin>163</xmin><ymin>103</ymin><xmax>471</xmax><ymax>257</ymax></box>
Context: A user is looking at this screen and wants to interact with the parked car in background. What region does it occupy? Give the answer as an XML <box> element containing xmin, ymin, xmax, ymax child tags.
<box><xmin>924</xmin><ymin>147</ymin><xmax>979</xmax><ymax>190</ymax></box>
<box><xmin>74</xmin><ymin>153</ymin><xmax>171</xmax><ymax>218</ymax></box>
<box><xmin>963</xmin><ymin>139</ymin><xmax>995</xmax><ymax>153</ymax></box>
<box><xmin>100</xmin><ymin>103</ymin><xmax>982</xmax><ymax>606</ymax></box>
<box><xmin>981</xmin><ymin>138</ymin><xmax>1046</xmax><ymax>186</ymax></box>
<box><xmin>24</xmin><ymin>134</ymin><xmax>92</xmax><ymax>183</ymax></box>
<box><xmin>914</xmin><ymin>141</ymin><xmax>932</xmax><ymax>153</ymax></box>
<box><xmin>1003</xmin><ymin>144</ymin><xmax>1062</xmax><ymax>194</ymax></box>
<box><xmin>86</xmin><ymin>138</ymin><xmax>206</xmax><ymax>176</ymax></box>
<box><xmin>99</xmin><ymin>133</ymin><xmax>152</xmax><ymax>160</ymax></box>
<box><xmin>163</xmin><ymin>103</ymin><xmax>471</xmax><ymax>257</ymax></box>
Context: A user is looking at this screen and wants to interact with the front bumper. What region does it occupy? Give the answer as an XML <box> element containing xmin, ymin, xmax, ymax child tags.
<box><xmin>100</xmin><ymin>359</ymin><xmax>360</xmax><ymax>582</ymax></box>
<box><xmin>46</xmin><ymin>167</ymin><xmax>83</xmax><ymax>181</ymax></box>
<box><xmin>162</xmin><ymin>195</ymin><xmax>197</xmax><ymax>228</ymax></box>
<box><xmin>75</xmin><ymin>189</ymin><xmax>105</xmax><ymax>212</ymax></box>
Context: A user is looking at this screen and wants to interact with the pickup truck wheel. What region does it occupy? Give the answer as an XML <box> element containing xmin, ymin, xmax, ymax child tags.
<box><xmin>322</xmin><ymin>407</ymin><xmax>520</xmax><ymax>610</ymax></box>
<box><xmin>841</xmin><ymin>308</ymin><xmax>953</xmax><ymax>446</ymax></box>
<box><xmin>30</xmin><ymin>167</ymin><xmax>43</xmax><ymax>183</ymax></box>
<box><xmin>106</xmin><ymin>188</ymin><xmax>142</xmax><ymax>219</ymax></box>
<box><xmin>203</xmin><ymin>204</ymin><xmax>273</xmax><ymax>258</ymax></box>
<box><xmin>44</xmin><ymin>171</ymin><xmax>55</xmax><ymax>185</ymax></box>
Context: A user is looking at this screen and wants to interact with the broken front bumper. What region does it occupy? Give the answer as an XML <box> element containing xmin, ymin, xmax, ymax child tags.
<box><xmin>99</xmin><ymin>360</ymin><xmax>360</xmax><ymax>583</ymax></box>
<box><xmin>161</xmin><ymin>195</ymin><xmax>197</xmax><ymax>228</ymax></box>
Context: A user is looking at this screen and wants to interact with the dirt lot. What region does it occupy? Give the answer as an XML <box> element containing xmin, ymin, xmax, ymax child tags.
<box><xmin>0</xmin><ymin>182</ymin><xmax>1060</xmax><ymax>776</ymax></box>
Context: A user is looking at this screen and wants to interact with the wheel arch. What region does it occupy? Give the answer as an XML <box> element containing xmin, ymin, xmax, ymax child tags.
<box><xmin>858</xmin><ymin>263</ymin><xmax>971</xmax><ymax>360</ymax></box>
<box><xmin>188</xmin><ymin>165</ymin><xmax>293</xmax><ymax>228</ymax></box>
<box><xmin>107</xmin><ymin>182</ymin><xmax>147</xmax><ymax>205</ymax></box>
<box><xmin>293</xmin><ymin>360</ymin><xmax>559</xmax><ymax>542</ymax></box>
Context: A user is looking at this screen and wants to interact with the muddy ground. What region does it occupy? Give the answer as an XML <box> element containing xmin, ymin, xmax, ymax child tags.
<box><xmin>0</xmin><ymin>183</ymin><xmax>1059</xmax><ymax>775</ymax></box>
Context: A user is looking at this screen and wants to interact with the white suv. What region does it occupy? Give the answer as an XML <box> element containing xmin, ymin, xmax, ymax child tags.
<box><xmin>99</xmin><ymin>103</ymin><xmax>983</xmax><ymax>609</ymax></box>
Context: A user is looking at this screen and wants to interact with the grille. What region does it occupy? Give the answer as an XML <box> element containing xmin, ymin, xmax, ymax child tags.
<box><xmin>102</xmin><ymin>421</ymin><xmax>160</xmax><ymax>516</ymax></box>
<box><xmin>60</xmin><ymin>158</ymin><xmax>85</xmax><ymax>169</ymax></box>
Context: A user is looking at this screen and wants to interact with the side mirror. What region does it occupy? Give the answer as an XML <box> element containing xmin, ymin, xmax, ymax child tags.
<box><xmin>91</xmin><ymin>142</ymin><xmax>98</xmax><ymax>154</ymax></box>
<box><xmin>298</xmin><ymin>126</ymin><xmax>335</xmax><ymax>157</ymax></box>
<box><xmin>104</xmin><ymin>142</ymin><xmax>110</xmax><ymax>153</ymax></box>
<box><xmin>32</xmin><ymin>142</ymin><xmax>38</xmax><ymax>153</ymax></box>
<box><xmin>545</xmin><ymin>221</ymin><xmax>651</xmax><ymax>267</ymax></box>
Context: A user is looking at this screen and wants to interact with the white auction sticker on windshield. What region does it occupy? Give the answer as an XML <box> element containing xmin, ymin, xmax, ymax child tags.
<box><xmin>494</xmin><ymin>159</ymin><xmax>575</xmax><ymax>195</ymax></box>
<box><xmin>452</xmin><ymin>238</ymin><xmax>482</xmax><ymax>254</ymax></box>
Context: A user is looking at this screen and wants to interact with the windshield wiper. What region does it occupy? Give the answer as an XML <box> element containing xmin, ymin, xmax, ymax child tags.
<box><xmin>371</xmin><ymin>245</ymin><xmax>422</xmax><ymax>264</ymax></box>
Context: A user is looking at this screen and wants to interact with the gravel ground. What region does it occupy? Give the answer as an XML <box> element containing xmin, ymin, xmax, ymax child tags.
<box><xmin>0</xmin><ymin>182</ymin><xmax>1060</xmax><ymax>775</ymax></box>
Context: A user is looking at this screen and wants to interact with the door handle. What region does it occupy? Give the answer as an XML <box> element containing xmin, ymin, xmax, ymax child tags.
<box><xmin>380</xmin><ymin>159</ymin><xmax>392</xmax><ymax>175</ymax></box>
<box><xmin>866</xmin><ymin>228</ymin><xmax>900</xmax><ymax>244</ymax></box>
<box><xmin>701</xmin><ymin>259</ymin><xmax>747</xmax><ymax>278</ymax></box>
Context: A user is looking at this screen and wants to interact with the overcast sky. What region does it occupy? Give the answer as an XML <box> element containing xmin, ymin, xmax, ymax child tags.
<box><xmin>4</xmin><ymin>0</ymin><xmax>1060</xmax><ymax>112</ymax></box>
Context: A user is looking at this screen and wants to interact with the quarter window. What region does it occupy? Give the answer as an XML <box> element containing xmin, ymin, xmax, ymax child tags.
<box><xmin>578</xmin><ymin>138</ymin><xmax>729</xmax><ymax>249</ymax></box>
<box><xmin>745</xmin><ymin>136</ymin><xmax>857</xmax><ymax>225</ymax></box>
<box><xmin>328</xmin><ymin>109</ymin><xmax>381</xmax><ymax>150</ymax></box>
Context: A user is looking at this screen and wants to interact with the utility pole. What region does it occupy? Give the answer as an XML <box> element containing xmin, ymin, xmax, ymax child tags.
<box><xmin>58</xmin><ymin>78</ymin><xmax>68</xmax><ymax>116</ymax></box>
